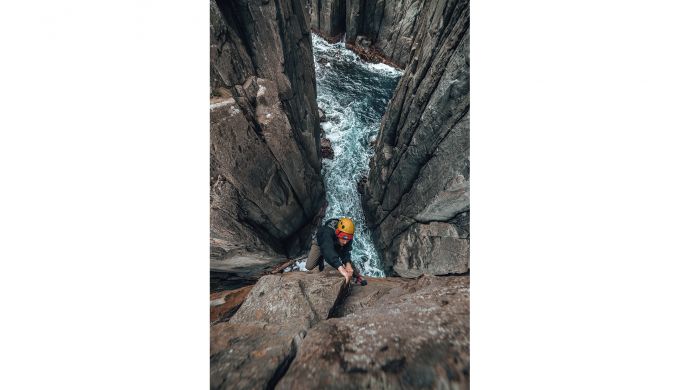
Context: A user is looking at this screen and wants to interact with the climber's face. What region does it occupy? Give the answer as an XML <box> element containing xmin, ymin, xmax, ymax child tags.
<box><xmin>336</xmin><ymin>230</ymin><xmax>353</xmax><ymax>246</ymax></box>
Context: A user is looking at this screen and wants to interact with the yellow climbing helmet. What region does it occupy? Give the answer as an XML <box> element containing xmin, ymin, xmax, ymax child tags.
<box><xmin>335</xmin><ymin>217</ymin><xmax>355</xmax><ymax>240</ymax></box>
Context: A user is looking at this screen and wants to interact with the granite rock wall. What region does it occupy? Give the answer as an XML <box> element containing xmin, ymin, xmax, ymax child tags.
<box><xmin>308</xmin><ymin>0</ymin><xmax>426</xmax><ymax>68</ymax></box>
<box><xmin>362</xmin><ymin>0</ymin><xmax>470</xmax><ymax>276</ymax></box>
<box><xmin>210</xmin><ymin>0</ymin><xmax>326</xmax><ymax>260</ymax></box>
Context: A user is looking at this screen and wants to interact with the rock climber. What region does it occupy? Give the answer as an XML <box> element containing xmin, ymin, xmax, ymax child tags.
<box><xmin>305</xmin><ymin>217</ymin><xmax>368</xmax><ymax>286</ymax></box>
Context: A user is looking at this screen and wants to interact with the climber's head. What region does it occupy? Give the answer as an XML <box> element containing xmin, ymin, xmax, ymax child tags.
<box><xmin>335</xmin><ymin>217</ymin><xmax>355</xmax><ymax>245</ymax></box>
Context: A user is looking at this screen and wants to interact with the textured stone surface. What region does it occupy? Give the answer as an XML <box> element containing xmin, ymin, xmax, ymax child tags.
<box><xmin>320</xmin><ymin>137</ymin><xmax>334</xmax><ymax>159</ymax></box>
<box><xmin>307</xmin><ymin>0</ymin><xmax>425</xmax><ymax>68</ymax></box>
<box><xmin>209</xmin><ymin>254</ymin><xmax>295</xmax><ymax>292</ymax></box>
<box><xmin>363</xmin><ymin>0</ymin><xmax>470</xmax><ymax>276</ymax></box>
<box><xmin>210</xmin><ymin>269</ymin><xmax>349</xmax><ymax>390</ymax></box>
<box><xmin>210</xmin><ymin>285</ymin><xmax>254</xmax><ymax>324</ymax></box>
<box><xmin>210</xmin><ymin>0</ymin><xmax>326</xmax><ymax>261</ymax></box>
<box><xmin>330</xmin><ymin>276</ymin><xmax>406</xmax><ymax>317</ymax></box>
<box><xmin>345</xmin><ymin>0</ymin><xmax>425</xmax><ymax>68</ymax></box>
<box><xmin>211</xmin><ymin>271</ymin><xmax>469</xmax><ymax>389</ymax></box>
<box><xmin>277</xmin><ymin>275</ymin><xmax>470</xmax><ymax>389</ymax></box>
<box><xmin>309</xmin><ymin>0</ymin><xmax>346</xmax><ymax>42</ymax></box>
<box><xmin>210</xmin><ymin>321</ymin><xmax>304</xmax><ymax>390</ymax></box>
<box><xmin>231</xmin><ymin>272</ymin><xmax>347</xmax><ymax>329</ymax></box>
<box><xmin>393</xmin><ymin>222</ymin><xmax>469</xmax><ymax>277</ymax></box>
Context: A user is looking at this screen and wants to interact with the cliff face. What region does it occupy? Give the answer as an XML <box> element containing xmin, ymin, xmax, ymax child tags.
<box><xmin>308</xmin><ymin>0</ymin><xmax>346</xmax><ymax>42</ymax></box>
<box><xmin>210</xmin><ymin>0</ymin><xmax>325</xmax><ymax>260</ymax></box>
<box><xmin>308</xmin><ymin>0</ymin><xmax>425</xmax><ymax>68</ymax></box>
<box><xmin>345</xmin><ymin>0</ymin><xmax>425</xmax><ymax>68</ymax></box>
<box><xmin>362</xmin><ymin>0</ymin><xmax>470</xmax><ymax>277</ymax></box>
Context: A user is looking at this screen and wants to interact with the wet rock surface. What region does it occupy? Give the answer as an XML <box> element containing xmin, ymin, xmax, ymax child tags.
<box><xmin>363</xmin><ymin>0</ymin><xmax>470</xmax><ymax>277</ymax></box>
<box><xmin>356</xmin><ymin>175</ymin><xmax>368</xmax><ymax>196</ymax></box>
<box><xmin>210</xmin><ymin>271</ymin><xmax>469</xmax><ymax>389</ymax></box>
<box><xmin>345</xmin><ymin>41</ymin><xmax>403</xmax><ymax>69</ymax></box>
<box><xmin>320</xmin><ymin>138</ymin><xmax>335</xmax><ymax>159</ymax></box>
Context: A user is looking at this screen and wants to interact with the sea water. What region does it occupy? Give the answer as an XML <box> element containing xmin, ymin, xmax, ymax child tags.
<box><xmin>298</xmin><ymin>34</ymin><xmax>402</xmax><ymax>277</ymax></box>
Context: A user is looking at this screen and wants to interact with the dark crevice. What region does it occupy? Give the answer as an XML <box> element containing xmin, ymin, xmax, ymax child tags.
<box><xmin>218</xmin><ymin>174</ymin><xmax>293</xmax><ymax>254</ymax></box>
<box><xmin>339</xmin><ymin>0</ymin><xmax>347</xmax><ymax>35</ymax></box>
<box><xmin>251</xmin><ymin>116</ymin><xmax>266</xmax><ymax>139</ymax></box>
<box><xmin>276</xmin><ymin>0</ymin><xmax>324</xmax><ymax>176</ymax></box>
<box><xmin>411</xmin><ymin>0</ymin><xmax>463</xmax><ymax>93</ymax></box>
<box><xmin>216</xmin><ymin>0</ymin><xmax>257</xmax><ymax>66</ymax></box>
<box><xmin>209</xmin><ymin>302</ymin><xmax>246</xmax><ymax>326</ymax></box>
<box><xmin>298</xmin><ymin>279</ymin><xmax>322</xmax><ymax>324</ymax></box>
<box><xmin>266</xmin><ymin>278</ymin><xmax>352</xmax><ymax>388</ymax></box>
<box><xmin>236</xmin><ymin>194</ymin><xmax>289</xmax><ymax>254</ymax></box>
<box><xmin>381</xmin><ymin>217</ymin><xmax>418</xmax><ymax>263</ymax></box>
<box><xmin>211</xmin><ymin>172</ymin><xmax>288</xmax><ymax>253</ymax></box>
<box><xmin>284</xmin><ymin>198</ymin><xmax>327</xmax><ymax>256</ymax></box>
<box><xmin>265</xmin><ymin>336</ymin><xmax>299</xmax><ymax>390</ymax></box>
<box><xmin>316</xmin><ymin>0</ymin><xmax>322</xmax><ymax>30</ymax></box>
<box><xmin>375</xmin><ymin>0</ymin><xmax>386</xmax><ymax>44</ymax></box>
<box><xmin>356</xmin><ymin>0</ymin><xmax>367</xmax><ymax>39</ymax></box>
<box><xmin>328</xmin><ymin>278</ymin><xmax>353</xmax><ymax>318</ymax></box>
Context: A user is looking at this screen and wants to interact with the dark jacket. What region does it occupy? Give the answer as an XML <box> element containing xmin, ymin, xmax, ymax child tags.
<box><xmin>316</xmin><ymin>219</ymin><xmax>353</xmax><ymax>269</ymax></box>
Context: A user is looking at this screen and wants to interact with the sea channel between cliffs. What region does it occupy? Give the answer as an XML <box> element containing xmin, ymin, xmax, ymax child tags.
<box><xmin>287</xmin><ymin>34</ymin><xmax>403</xmax><ymax>277</ymax></box>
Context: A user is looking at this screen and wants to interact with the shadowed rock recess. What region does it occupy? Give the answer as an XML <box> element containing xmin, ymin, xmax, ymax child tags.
<box><xmin>210</xmin><ymin>0</ymin><xmax>326</xmax><ymax>268</ymax></box>
<box><xmin>210</xmin><ymin>270</ymin><xmax>469</xmax><ymax>389</ymax></box>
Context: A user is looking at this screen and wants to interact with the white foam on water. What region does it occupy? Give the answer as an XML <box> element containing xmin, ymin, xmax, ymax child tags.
<box><xmin>311</xmin><ymin>33</ymin><xmax>402</xmax><ymax>277</ymax></box>
<box><xmin>285</xmin><ymin>259</ymin><xmax>309</xmax><ymax>272</ymax></box>
<box><xmin>365</xmin><ymin>61</ymin><xmax>404</xmax><ymax>77</ymax></box>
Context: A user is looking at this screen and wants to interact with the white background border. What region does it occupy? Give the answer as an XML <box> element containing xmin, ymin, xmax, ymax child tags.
<box><xmin>1</xmin><ymin>1</ymin><xmax>679</xmax><ymax>388</ymax></box>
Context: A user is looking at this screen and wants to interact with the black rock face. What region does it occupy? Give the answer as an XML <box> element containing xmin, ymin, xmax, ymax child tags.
<box><xmin>362</xmin><ymin>0</ymin><xmax>470</xmax><ymax>276</ymax></box>
<box><xmin>210</xmin><ymin>0</ymin><xmax>326</xmax><ymax>261</ymax></box>
<box><xmin>307</xmin><ymin>0</ymin><xmax>428</xmax><ymax>69</ymax></box>
<box><xmin>309</xmin><ymin>0</ymin><xmax>347</xmax><ymax>42</ymax></box>
<box><xmin>345</xmin><ymin>0</ymin><xmax>426</xmax><ymax>68</ymax></box>
<box><xmin>320</xmin><ymin>138</ymin><xmax>335</xmax><ymax>159</ymax></box>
